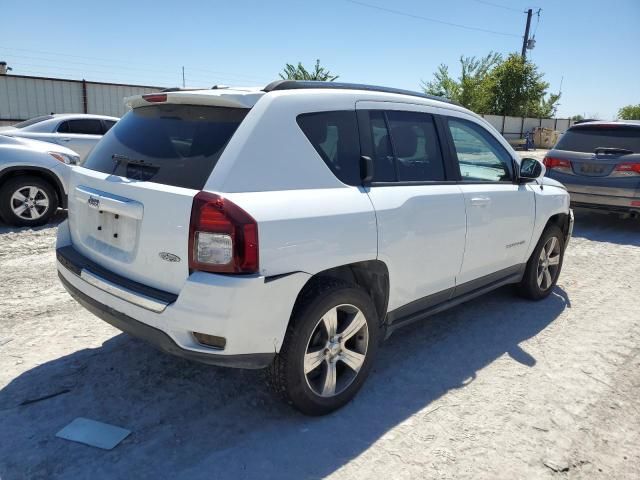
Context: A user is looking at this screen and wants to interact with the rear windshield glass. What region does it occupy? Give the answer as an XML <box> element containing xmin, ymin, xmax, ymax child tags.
<box><xmin>13</xmin><ymin>115</ymin><xmax>54</xmax><ymax>128</ymax></box>
<box><xmin>555</xmin><ymin>126</ymin><xmax>640</xmax><ymax>153</ymax></box>
<box><xmin>83</xmin><ymin>104</ymin><xmax>248</xmax><ymax>190</ymax></box>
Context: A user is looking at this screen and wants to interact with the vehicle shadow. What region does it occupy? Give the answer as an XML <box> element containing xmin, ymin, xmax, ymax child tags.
<box><xmin>572</xmin><ymin>208</ymin><xmax>640</xmax><ymax>247</ymax></box>
<box><xmin>0</xmin><ymin>286</ymin><xmax>568</xmax><ymax>479</ymax></box>
<box><xmin>0</xmin><ymin>209</ymin><xmax>67</xmax><ymax>235</ymax></box>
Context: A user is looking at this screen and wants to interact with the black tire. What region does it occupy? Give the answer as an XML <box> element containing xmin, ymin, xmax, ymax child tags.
<box><xmin>267</xmin><ymin>278</ymin><xmax>380</xmax><ymax>415</ymax></box>
<box><xmin>518</xmin><ymin>224</ymin><xmax>565</xmax><ymax>300</ymax></box>
<box><xmin>0</xmin><ymin>176</ymin><xmax>58</xmax><ymax>227</ymax></box>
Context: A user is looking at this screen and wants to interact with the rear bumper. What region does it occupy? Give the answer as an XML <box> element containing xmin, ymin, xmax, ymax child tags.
<box><xmin>569</xmin><ymin>191</ymin><xmax>640</xmax><ymax>212</ymax></box>
<box><xmin>56</xmin><ymin>221</ymin><xmax>311</xmax><ymax>368</ymax></box>
<box><xmin>58</xmin><ymin>272</ymin><xmax>274</xmax><ymax>369</ymax></box>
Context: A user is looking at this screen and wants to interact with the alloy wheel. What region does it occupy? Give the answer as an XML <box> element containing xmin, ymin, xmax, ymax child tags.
<box><xmin>537</xmin><ymin>236</ymin><xmax>561</xmax><ymax>290</ymax></box>
<box><xmin>304</xmin><ymin>304</ymin><xmax>369</xmax><ymax>398</ymax></box>
<box><xmin>10</xmin><ymin>186</ymin><xmax>50</xmax><ymax>220</ymax></box>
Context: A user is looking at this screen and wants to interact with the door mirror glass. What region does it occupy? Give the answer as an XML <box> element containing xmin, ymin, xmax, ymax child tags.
<box><xmin>519</xmin><ymin>158</ymin><xmax>543</xmax><ymax>180</ymax></box>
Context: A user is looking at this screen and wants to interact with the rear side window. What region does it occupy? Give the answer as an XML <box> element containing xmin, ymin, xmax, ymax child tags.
<box><xmin>386</xmin><ymin>111</ymin><xmax>445</xmax><ymax>182</ymax></box>
<box><xmin>58</xmin><ymin>119</ymin><xmax>103</xmax><ymax>135</ymax></box>
<box><xmin>83</xmin><ymin>105</ymin><xmax>248</xmax><ymax>190</ymax></box>
<box><xmin>297</xmin><ymin>111</ymin><xmax>361</xmax><ymax>186</ymax></box>
<box><xmin>555</xmin><ymin>126</ymin><xmax>640</xmax><ymax>153</ymax></box>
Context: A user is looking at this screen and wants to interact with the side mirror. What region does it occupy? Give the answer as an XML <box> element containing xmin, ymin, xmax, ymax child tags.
<box><xmin>518</xmin><ymin>158</ymin><xmax>544</xmax><ymax>182</ymax></box>
<box><xmin>360</xmin><ymin>155</ymin><xmax>374</xmax><ymax>184</ymax></box>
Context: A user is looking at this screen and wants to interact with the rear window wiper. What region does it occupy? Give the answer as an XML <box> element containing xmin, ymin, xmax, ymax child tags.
<box><xmin>594</xmin><ymin>147</ymin><xmax>634</xmax><ymax>155</ymax></box>
<box><xmin>111</xmin><ymin>154</ymin><xmax>158</xmax><ymax>174</ymax></box>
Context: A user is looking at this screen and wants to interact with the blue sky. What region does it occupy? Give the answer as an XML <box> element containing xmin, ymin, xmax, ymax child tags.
<box><xmin>2</xmin><ymin>0</ymin><xmax>639</xmax><ymax>119</ymax></box>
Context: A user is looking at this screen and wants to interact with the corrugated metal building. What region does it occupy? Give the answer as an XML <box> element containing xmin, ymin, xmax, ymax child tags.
<box><xmin>0</xmin><ymin>74</ymin><xmax>163</xmax><ymax>126</ymax></box>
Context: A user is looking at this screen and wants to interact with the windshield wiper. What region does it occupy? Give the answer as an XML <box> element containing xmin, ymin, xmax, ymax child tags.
<box><xmin>111</xmin><ymin>154</ymin><xmax>158</xmax><ymax>174</ymax></box>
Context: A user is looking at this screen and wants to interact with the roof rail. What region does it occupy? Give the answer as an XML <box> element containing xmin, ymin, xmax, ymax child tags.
<box><xmin>263</xmin><ymin>80</ymin><xmax>457</xmax><ymax>105</ymax></box>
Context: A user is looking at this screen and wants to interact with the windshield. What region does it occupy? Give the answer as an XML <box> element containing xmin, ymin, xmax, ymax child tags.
<box><xmin>83</xmin><ymin>104</ymin><xmax>248</xmax><ymax>190</ymax></box>
<box><xmin>13</xmin><ymin>115</ymin><xmax>54</xmax><ymax>129</ymax></box>
<box><xmin>555</xmin><ymin>126</ymin><xmax>640</xmax><ymax>154</ymax></box>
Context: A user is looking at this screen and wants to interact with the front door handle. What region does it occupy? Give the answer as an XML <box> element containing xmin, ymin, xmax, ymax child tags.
<box><xmin>60</xmin><ymin>137</ymin><xmax>71</xmax><ymax>142</ymax></box>
<box><xmin>470</xmin><ymin>196</ymin><xmax>491</xmax><ymax>207</ymax></box>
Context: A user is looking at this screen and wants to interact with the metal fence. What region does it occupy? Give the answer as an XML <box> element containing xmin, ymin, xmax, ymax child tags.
<box><xmin>1</xmin><ymin>75</ymin><xmax>576</xmax><ymax>140</ymax></box>
<box><xmin>481</xmin><ymin>114</ymin><xmax>575</xmax><ymax>140</ymax></box>
<box><xmin>0</xmin><ymin>75</ymin><xmax>163</xmax><ymax>125</ymax></box>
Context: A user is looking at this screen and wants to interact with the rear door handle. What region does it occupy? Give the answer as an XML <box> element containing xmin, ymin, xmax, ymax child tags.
<box><xmin>60</xmin><ymin>137</ymin><xmax>71</xmax><ymax>142</ymax></box>
<box><xmin>470</xmin><ymin>196</ymin><xmax>491</xmax><ymax>207</ymax></box>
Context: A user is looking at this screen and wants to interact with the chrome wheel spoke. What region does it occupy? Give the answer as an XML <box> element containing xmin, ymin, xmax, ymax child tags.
<box><xmin>321</xmin><ymin>308</ymin><xmax>338</xmax><ymax>338</ymax></box>
<box><xmin>340</xmin><ymin>311</ymin><xmax>366</xmax><ymax>341</ymax></box>
<box><xmin>340</xmin><ymin>347</ymin><xmax>365</xmax><ymax>372</ymax></box>
<box><xmin>28</xmin><ymin>186</ymin><xmax>38</xmax><ymax>199</ymax></box>
<box><xmin>13</xmin><ymin>204</ymin><xmax>28</xmax><ymax>217</ymax></box>
<box><xmin>34</xmin><ymin>198</ymin><xmax>49</xmax><ymax>207</ymax></box>
<box><xmin>543</xmin><ymin>269</ymin><xmax>552</xmax><ymax>289</ymax></box>
<box><xmin>11</xmin><ymin>191</ymin><xmax>27</xmax><ymax>203</ymax></box>
<box><xmin>548</xmin><ymin>254</ymin><xmax>560</xmax><ymax>266</ymax></box>
<box><xmin>321</xmin><ymin>361</ymin><xmax>337</xmax><ymax>396</ymax></box>
<box><xmin>547</xmin><ymin>237</ymin><xmax>557</xmax><ymax>256</ymax></box>
<box><xmin>304</xmin><ymin>303</ymin><xmax>369</xmax><ymax>398</ymax></box>
<box><xmin>304</xmin><ymin>349</ymin><xmax>326</xmax><ymax>374</ymax></box>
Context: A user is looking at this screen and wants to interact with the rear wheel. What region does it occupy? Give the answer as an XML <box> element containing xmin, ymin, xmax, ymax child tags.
<box><xmin>0</xmin><ymin>176</ymin><xmax>58</xmax><ymax>227</ymax></box>
<box><xmin>518</xmin><ymin>225</ymin><xmax>565</xmax><ymax>300</ymax></box>
<box><xmin>268</xmin><ymin>279</ymin><xmax>380</xmax><ymax>415</ymax></box>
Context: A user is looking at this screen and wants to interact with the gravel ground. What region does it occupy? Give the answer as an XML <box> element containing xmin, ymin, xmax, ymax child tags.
<box><xmin>1</xmin><ymin>159</ymin><xmax>640</xmax><ymax>479</ymax></box>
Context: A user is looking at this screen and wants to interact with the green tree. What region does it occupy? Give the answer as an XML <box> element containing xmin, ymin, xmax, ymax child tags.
<box><xmin>484</xmin><ymin>53</ymin><xmax>559</xmax><ymax>117</ymax></box>
<box><xmin>279</xmin><ymin>59</ymin><xmax>339</xmax><ymax>81</ymax></box>
<box><xmin>422</xmin><ymin>52</ymin><xmax>501</xmax><ymax>112</ymax></box>
<box><xmin>571</xmin><ymin>114</ymin><xmax>585</xmax><ymax>122</ymax></box>
<box><xmin>618</xmin><ymin>104</ymin><xmax>640</xmax><ymax>120</ymax></box>
<box><xmin>422</xmin><ymin>52</ymin><xmax>560</xmax><ymax>117</ymax></box>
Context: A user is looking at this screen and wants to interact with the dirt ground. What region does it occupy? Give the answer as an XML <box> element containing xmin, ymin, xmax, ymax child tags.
<box><xmin>1</xmin><ymin>159</ymin><xmax>640</xmax><ymax>479</ymax></box>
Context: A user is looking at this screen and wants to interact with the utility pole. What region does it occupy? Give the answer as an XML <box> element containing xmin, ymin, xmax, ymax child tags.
<box><xmin>182</xmin><ymin>66</ymin><xmax>185</xmax><ymax>88</ymax></box>
<box><xmin>521</xmin><ymin>8</ymin><xmax>533</xmax><ymax>60</ymax></box>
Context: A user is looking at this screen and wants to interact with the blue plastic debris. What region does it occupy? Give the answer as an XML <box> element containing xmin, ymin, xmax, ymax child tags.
<box><xmin>56</xmin><ymin>417</ymin><xmax>131</xmax><ymax>450</ymax></box>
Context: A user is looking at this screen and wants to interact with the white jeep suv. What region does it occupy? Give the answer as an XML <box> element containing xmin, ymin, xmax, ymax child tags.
<box><xmin>56</xmin><ymin>81</ymin><xmax>573</xmax><ymax>415</ymax></box>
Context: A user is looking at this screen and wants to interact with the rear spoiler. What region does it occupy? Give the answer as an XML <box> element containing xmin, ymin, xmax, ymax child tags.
<box><xmin>125</xmin><ymin>88</ymin><xmax>264</xmax><ymax>110</ymax></box>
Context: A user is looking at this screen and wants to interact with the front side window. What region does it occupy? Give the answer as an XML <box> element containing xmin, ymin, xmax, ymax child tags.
<box><xmin>447</xmin><ymin>118</ymin><xmax>513</xmax><ymax>182</ymax></box>
<box><xmin>297</xmin><ymin>111</ymin><xmax>361</xmax><ymax>186</ymax></box>
<box><xmin>103</xmin><ymin>120</ymin><xmax>117</xmax><ymax>133</ymax></box>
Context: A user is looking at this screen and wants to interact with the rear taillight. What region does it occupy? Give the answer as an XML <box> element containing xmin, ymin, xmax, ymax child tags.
<box><xmin>142</xmin><ymin>93</ymin><xmax>167</xmax><ymax>103</ymax></box>
<box><xmin>612</xmin><ymin>162</ymin><xmax>640</xmax><ymax>177</ymax></box>
<box><xmin>543</xmin><ymin>156</ymin><xmax>572</xmax><ymax>172</ymax></box>
<box><xmin>188</xmin><ymin>192</ymin><xmax>258</xmax><ymax>274</ymax></box>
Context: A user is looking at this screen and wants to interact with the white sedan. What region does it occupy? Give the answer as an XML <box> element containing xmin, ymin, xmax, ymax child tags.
<box><xmin>0</xmin><ymin>114</ymin><xmax>118</xmax><ymax>162</ymax></box>
<box><xmin>0</xmin><ymin>135</ymin><xmax>79</xmax><ymax>226</ymax></box>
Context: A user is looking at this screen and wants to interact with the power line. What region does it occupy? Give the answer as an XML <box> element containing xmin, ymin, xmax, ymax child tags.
<box><xmin>470</xmin><ymin>0</ymin><xmax>526</xmax><ymax>13</ymax></box>
<box><xmin>344</xmin><ymin>0</ymin><xmax>521</xmax><ymax>37</ymax></box>
<box><xmin>0</xmin><ymin>46</ymin><xmax>271</xmax><ymax>86</ymax></box>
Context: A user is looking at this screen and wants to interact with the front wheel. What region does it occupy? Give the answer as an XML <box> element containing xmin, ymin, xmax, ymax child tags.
<box><xmin>268</xmin><ymin>279</ymin><xmax>380</xmax><ymax>415</ymax></box>
<box><xmin>0</xmin><ymin>176</ymin><xmax>59</xmax><ymax>227</ymax></box>
<box><xmin>518</xmin><ymin>225</ymin><xmax>565</xmax><ymax>300</ymax></box>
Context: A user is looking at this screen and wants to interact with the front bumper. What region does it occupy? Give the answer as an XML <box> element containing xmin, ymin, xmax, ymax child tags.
<box><xmin>56</xmin><ymin>222</ymin><xmax>310</xmax><ymax>369</ymax></box>
<box><xmin>566</xmin><ymin>208</ymin><xmax>574</xmax><ymax>247</ymax></box>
